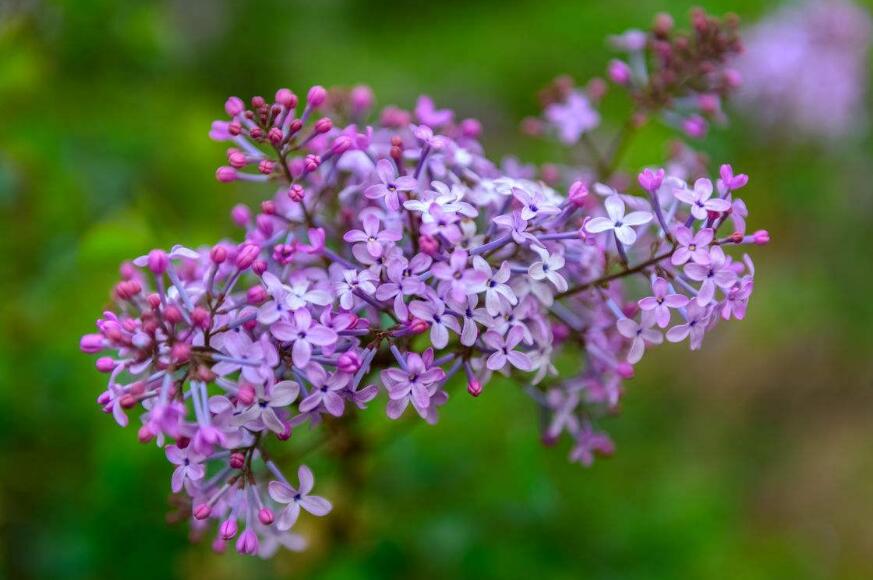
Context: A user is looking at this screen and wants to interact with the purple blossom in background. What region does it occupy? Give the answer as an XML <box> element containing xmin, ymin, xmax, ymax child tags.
<box><xmin>79</xmin><ymin>10</ymin><xmax>768</xmax><ymax>560</ymax></box>
<box><xmin>734</xmin><ymin>0</ymin><xmax>872</xmax><ymax>141</ymax></box>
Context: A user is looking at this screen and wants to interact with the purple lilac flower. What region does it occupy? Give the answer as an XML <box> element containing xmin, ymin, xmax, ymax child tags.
<box><xmin>268</xmin><ymin>465</ymin><xmax>333</xmax><ymax>530</ymax></box>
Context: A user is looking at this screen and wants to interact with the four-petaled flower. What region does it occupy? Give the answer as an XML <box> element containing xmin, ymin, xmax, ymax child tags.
<box><xmin>271</xmin><ymin>309</ymin><xmax>338</xmax><ymax>368</ymax></box>
<box><xmin>684</xmin><ymin>246</ymin><xmax>737</xmax><ymax>306</ymax></box>
<box><xmin>671</xmin><ymin>226</ymin><xmax>714</xmax><ymax>266</ymax></box>
<box><xmin>343</xmin><ymin>213</ymin><xmax>402</xmax><ymax>258</ymax></box>
<box><xmin>616</xmin><ymin>313</ymin><xmax>663</xmax><ymax>364</ymax></box>
<box><xmin>585</xmin><ymin>195</ymin><xmax>653</xmax><ymax>245</ymax></box>
<box><xmin>528</xmin><ymin>247</ymin><xmax>568</xmax><ymax>292</ymax></box>
<box><xmin>673</xmin><ymin>178</ymin><xmax>731</xmax><ymax>220</ymax></box>
<box><xmin>638</xmin><ymin>277</ymin><xmax>690</xmax><ymax>328</ymax></box>
<box><xmin>483</xmin><ymin>326</ymin><xmax>533</xmax><ymax>371</ymax></box>
<box><xmin>268</xmin><ymin>465</ymin><xmax>333</xmax><ymax>531</ymax></box>
<box><xmin>364</xmin><ymin>159</ymin><xmax>417</xmax><ymax>211</ymax></box>
<box><xmin>166</xmin><ymin>445</ymin><xmax>206</xmax><ymax>493</ymax></box>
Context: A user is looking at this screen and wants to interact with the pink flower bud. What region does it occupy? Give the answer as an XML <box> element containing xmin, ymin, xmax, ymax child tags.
<box><xmin>307</xmin><ymin>85</ymin><xmax>327</xmax><ymax>108</ymax></box>
<box><xmin>331</xmin><ymin>136</ymin><xmax>353</xmax><ymax>155</ymax></box>
<box><xmin>350</xmin><ymin>85</ymin><xmax>374</xmax><ymax>113</ymax></box>
<box><xmin>275</xmin><ymin>88</ymin><xmax>297</xmax><ymax>109</ymax></box>
<box><xmin>607</xmin><ymin>59</ymin><xmax>631</xmax><ymax>85</ymax></box>
<box><xmin>568</xmin><ymin>181</ymin><xmax>588</xmax><ymax>207</ymax></box>
<box><xmin>219</xmin><ymin>518</ymin><xmax>238</xmax><ymax>540</ymax></box>
<box><xmin>304</xmin><ymin>154</ymin><xmax>321</xmax><ymax>173</ymax></box>
<box><xmin>247</xmin><ymin>285</ymin><xmax>267</xmax><ymax>305</ymax></box>
<box><xmin>419</xmin><ymin>234</ymin><xmax>439</xmax><ymax>256</ymax></box>
<box><xmin>616</xmin><ymin>362</ymin><xmax>635</xmax><ymax>379</ymax></box>
<box><xmin>193</xmin><ymin>504</ymin><xmax>212</xmax><ymax>520</ymax></box>
<box><xmin>228</xmin><ymin>149</ymin><xmax>247</xmax><ymax>168</ymax></box>
<box><xmin>460</xmin><ymin>118</ymin><xmax>482</xmax><ymax>138</ymax></box>
<box><xmin>210</xmin><ymin>245</ymin><xmax>227</xmax><ymax>264</ymax></box>
<box><xmin>276</xmin><ymin>422</ymin><xmax>292</xmax><ymax>441</ymax></box>
<box><xmin>235</xmin><ymin>528</ymin><xmax>259</xmax><ymax>555</ymax></box>
<box><xmin>164</xmin><ymin>305</ymin><xmax>183</xmax><ymax>325</ymax></box>
<box><xmin>237</xmin><ymin>384</ymin><xmax>256</xmax><ymax>406</ymax></box>
<box><xmin>752</xmin><ymin>230</ymin><xmax>770</xmax><ymax>245</ymax></box>
<box><xmin>212</xmin><ymin>538</ymin><xmax>227</xmax><ymax>554</ymax></box>
<box><xmin>137</xmin><ymin>424</ymin><xmax>154</xmax><ymax>443</ymax></box>
<box><xmin>252</xmin><ymin>259</ymin><xmax>267</xmax><ymax>275</ymax></box>
<box><xmin>467</xmin><ymin>379</ymin><xmax>482</xmax><ymax>397</ymax></box>
<box><xmin>231</xmin><ymin>204</ymin><xmax>250</xmax><ymax>227</ymax></box>
<box><xmin>314</xmin><ymin>117</ymin><xmax>333</xmax><ymax>134</ymax></box>
<box><xmin>80</xmin><ymin>334</ymin><xmax>104</xmax><ymax>354</ymax></box>
<box><xmin>337</xmin><ymin>351</ymin><xmax>362</xmax><ymax>374</ymax></box>
<box><xmin>191</xmin><ymin>308</ymin><xmax>210</xmax><ymax>331</ymax></box>
<box><xmin>409</xmin><ymin>318</ymin><xmax>430</xmax><ymax>335</ymax></box>
<box><xmin>258</xmin><ymin>508</ymin><xmax>274</xmax><ymax>526</ymax></box>
<box><xmin>251</xmin><ymin>95</ymin><xmax>266</xmax><ymax>109</ymax></box>
<box><xmin>234</xmin><ymin>243</ymin><xmax>260</xmax><ymax>270</ymax></box>
<box><xmin>258</xmin><ymin>160</ymin><xmax>275</xmax><ymax>175</ymax></box>
<box><xmin>216</xmin><ymin>166</ymin><xmax>237</xmax><ymax>182</ymax></box>
<box><xmin>229</xmin><ymin>451</ymin><xmax>245</xmax><ymax>469</ymax></box>
<box><xmin>225</xmin><ymin>96</ymin><xmax>245</xmax><ymax>116</ymax></box>
<box><xmin>146</xmin><ymin>249</ymin><xmax>168</xmax><ymax>274</ymax></box>
<box><xmin>681</xmin><ymin>115</ymin><xmax>708</xmax><ymax>139</ymax></box>
<box><xmin>171</xmin><ymin>342</ymin><xmax>190</xmax><ymax>363</ymax></box>
<box><xmin>256</xmin><ymin>214</ymin><xmax>274</xmax><ymax>237</ymax></box>
<box><xmin>723</xmin><ymin>68</ymin><xmax>742</xmax><ymax>88</ymax></box>
<box><xmin>95</xmin><ymin>357</ymin><xmax>116</xmax><ymax>372</ymax></box>
<box><xmin>268</xmin><ymin>127</ymin><xmax>283</xmax><ymax>146</ymax></box>
<box><xmin>287</xmin><ymin>184</ymin><xmax>305</xmax><ymax>202</ymax></box>
<box><xmin>637</xmin><ymin>168</ymin><xmax>665</xmax><ymax>192</ymax></box>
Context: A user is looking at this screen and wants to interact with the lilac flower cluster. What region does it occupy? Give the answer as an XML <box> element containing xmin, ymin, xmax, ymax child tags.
<box><xmin>80</xmin><ymin>11</ymin><xmax>768</xmax><ymax>558</ymax></box>
<box><xmin>734</xmin><ymin>0</ymin><xmax>872</xmax><ymax>141</ymax></box>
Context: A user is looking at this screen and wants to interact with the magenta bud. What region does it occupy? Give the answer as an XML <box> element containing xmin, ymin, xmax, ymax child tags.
<box><xmin>276</xmin><ymin>422</ymin><xmax>292</xmax><ymax>441</ymax></box>
<box><xmin>303</xmin><ymin>154</ymin><xmax>321</xmax><ymax>173</ymax></box>
<box><xmin>171</xmin><ymin>342</ymin><xmax>191</xmax><ymax>363</ymax></box>
<box><xmin>210</xmin><ymin>245</ymin><xmax>228</xmax><ymax>264</ymax></box>
<box><xmin>307</xmin><ymin>85</ymin><xmax>327</xmax><ymax>108</ymax></box>
<box><xmin>237</xmin><ymin>384</ymin><xmax>256</xmax><ymax>406</ymax></box>
<box><xmin>95</xmin><ymin>357</ymin><xmax>117</xmax><ymax>373</ymax></box>
<box><xmin>616</xmin><ymin>362</ymin><xmax>635</xmax><ymax>379</ymax></box>
<box><xmin>607</xmin><ymin>59</ymin><xmax>631</xmax><ymax>85</ymax></box>
<box><xmin>137</xmin><ymin>424</ymin><xmax>155</xmax><ymax>443</ymax></box>
<box><xmin>460</xmin><ymin>118</ymin><xmax>482</xmax><ymax>138</ymax></box>
<box><xmin>337</xmin><ymin>351</ymin><xmax>362</xmax><ymax>374</ymax></box>
<box><xmin>212</xmin><ymin>537</ymin><xmax>227</xmax><ymax>554</ymax></box>
<box><xmin>80</xmin><ymin>333</ymin><xmax>105</xmax><ymax>354</ymax></box>
<box><xmin>723</xmin><ymin>68</ymin><xmax>742</xmax><ymax>88</ymax></box>
<box><xmin>191</xmin><ymin>307</ymin><xmax>210</xmax><ymax>330</ymax></box>
<box><xmin>256</xmin><ymin>214</ymin><xmax>274</xmax><ymax>236</ymax></box>
<box><xmin>164</xmin><ymin>305</ymin><xmax>183</xmax><ymax>325</ymax></box>
<box><xmin>146</xmin><ymin>249</ymin><xmax>168</xmax><ymax>274</ymax></box>
<box><xmin>419</xmin><ymin>234</ymin><xmax>439</xmax><ymax>256</ymax></box>
<box><xmin>231</xmin><ymin>203</ymin><xmax>250</xmax><ymax>227</ymax></box>
<box><xmin>350</xmin><ymin>84</ymin><xmax>374</xmax><ymax>113</ymax></box>
<box><xmin>314</xmin><ymin>117</ymin><xmax>333</xmax><ymax>134</ymax></box>
<box><xmin>568</xmin><ymin>181</ymin><xmax>588</xmax><ymax>207</ymax></box>
<box><xmin>258</xmin><ymin>508</ymin><xmax>274</xmax><ymax>526</ymax></box>
<box><xmin>219</xmin><ymin>518</ymin><xmax>238</xmax><ymax>541</ymax></box>
<box><xmin>216</xmin><ymin>166</ymin><xmax>237</xmax><ymax>182</ymax></box>
<box><xmin>234</xmin><ymin>243</ymin><xmax>260</xmax><ymax>270</ymax></box>
<box><xmin>681</xmin><ymin>115</ymin><xmax>707</xmax><ymax>139</ymax></box>
<box><xmin>261</xmin><ymin>200</ymin><xmax>276</xmax><ymax>215</ymax></box>
<box><xmin>637</xmin><ymin>168</ymin><xmax>665</xmax><ymax>193</ymax></box>
<box><xmin>257</xmin><ymin>160</ymin><xmax>275</xmax><ymax>175</ymax></box>
<box><xmin>225</xmin><ymin>96</ymin><xmax>245</xmax><ymax>117</ymax></box>
<box><xmin>252</xmin><ymin>259</ymin><xmax>267</xmax><ymax>275</ymax></box>
<box><xmin>193</xmin><ymin>504</ymin><xmax>212</xmax><ymax>520</ymax></box>
<box><xmin>752</xmin><ymin>230</ymin><xmax>770</xmax><ymax>245</ymax></box>
<box><xmin>235</xmin><ymin>528</ymin><xmax>259</xmax><ymax>555</ymax></box>
<box><xmin>275</xmin><ymin>88</ymin><xmax>297</xmax><ymax>108</ymax></box>
<box><xmin>229</xmin><ymin>451</ymin><xmax>245</xmax><ymax>469</ymax></box>
<box><xmin>331</xmin><ymin>136</ymin><xmax>353</xmax><ymax>155</ymax></box>
<box><xmin>247</xmin><ymin>285</ymin><xmax>268</xmax><ymax>305</ymax></box>
<box><xmin>265</xmin><ymin>127</ymin><xmax>282</xmax><ymax>147</ymax></box>
<box><xmin>409</xmin><ymin>318</ymin><xmax>430</xmax><ymax>335</ymax></box>
<box><xmin>467</xmin><ymin>379</ymin><xmax>482</xmax><ymax>397</ymax></box>
<box><xmin>228</xmin><ymin>149</ymin><xmax>247</xmax><ymax>168</ymax></box>
<box><xmin>287</xmin><ymin>184</ymin><xmax>305</xmax><ymax>202</ymax></box>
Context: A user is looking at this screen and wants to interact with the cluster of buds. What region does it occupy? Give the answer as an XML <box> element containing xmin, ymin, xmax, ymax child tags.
<box><xmin>81</xmin><ymin>10</ymin><xmax>767</xmax><ymax>559</ymax></box>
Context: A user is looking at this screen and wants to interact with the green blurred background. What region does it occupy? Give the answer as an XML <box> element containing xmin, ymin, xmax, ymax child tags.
<box><xmin>2</xmin><ymin>0</ymin><xmax>873</xmax><ymax>578</ymax></box>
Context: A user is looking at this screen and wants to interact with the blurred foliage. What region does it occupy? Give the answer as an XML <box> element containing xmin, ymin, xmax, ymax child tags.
<box><xmin>1</xmin><ymin>0</ymin><xmax>873</xmax><ymax>578</ymax></box>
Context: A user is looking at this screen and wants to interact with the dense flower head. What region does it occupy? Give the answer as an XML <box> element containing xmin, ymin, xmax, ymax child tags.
<box><xmin>80</xmin><ymin>10</ymin><xmax>767</xmax><ymax>559</ymax></box>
